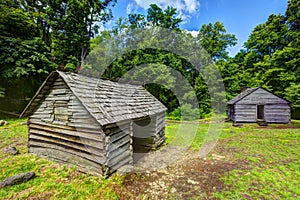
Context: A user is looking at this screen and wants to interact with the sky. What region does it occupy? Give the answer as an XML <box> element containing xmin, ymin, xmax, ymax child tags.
<box><xmin>108</xmin><ymin>0</ymin><xmax>288</xmax><ymax>56</ymax></box>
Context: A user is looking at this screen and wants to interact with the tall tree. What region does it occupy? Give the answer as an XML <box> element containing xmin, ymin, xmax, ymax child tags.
<box><xmin>228</xmin><ymin>0</ymin><xmax>299</xmax><ymax>112</ymax></box>
<box><xmin>147</xmin><ymin>4</ymin><xmax>182</xmax><ymax>30</ymax></box>
<box><xmin>45</xmin><ymin>0</ymin><xmax>116</xmax><ymax>68</ymax></box>
<box><xmin>0</xmin><ymin>0</ymin><xmax>116</xmax><ymax>112</ymax></box>
<box><xmin>197</xmin><ymin>22</ymin><xmax>237</xmax><ymax>61</ymax></box>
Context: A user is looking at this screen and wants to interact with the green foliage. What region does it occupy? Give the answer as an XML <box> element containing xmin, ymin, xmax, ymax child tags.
<box><xmin>220</xmin><ymin>0</ymin><xmax>300</xmax><ymax>112</ymax></box>
<box><xmin>0</xmin><ymin>0</ymin><xmax>116</xmax><ymax>112</ymax></box>
<box><xmin>89</xmin><ymin>4</ymin><xmax>232</xmax><ymax>118</ymax></box>
<box><xmin>147</xmin><ymin>4</ymin><xmax>182</xmax><ymax>30</ymax></box>
<box><xmin>168</xmin><ymin>104</ymin><xmax>200</xmax><ymax>120</ymax></box>
<box><xmin>0</xmin><ymin>86</ymin><xmax>4</xmax><ymax>98</ymax></box>
<box><xmin>198</xmin><ymin>22</ymin><xmax>237</xmax><ymax>61</ymax></box>
<box><xmin>286</xmin><ymin>83</ymin><xmax>300</xmax><ymax>109</ymax></box>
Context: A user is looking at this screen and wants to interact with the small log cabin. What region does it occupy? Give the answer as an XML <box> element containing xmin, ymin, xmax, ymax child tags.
<box><xmin>20</xmin><ymin>71</ymin><xmax>167</xmax><ymax>176</ymax></box>
<box><xmin>227</xmin><ymin>87</ymin><xmax>290</xmax><ymax>124</ymax></box>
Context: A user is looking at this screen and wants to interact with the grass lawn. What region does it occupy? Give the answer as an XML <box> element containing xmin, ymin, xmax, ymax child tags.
<box><xmin>0</xmin><ymin>118</ymin><xmax>299</xmax><ymax>199</ymax></box>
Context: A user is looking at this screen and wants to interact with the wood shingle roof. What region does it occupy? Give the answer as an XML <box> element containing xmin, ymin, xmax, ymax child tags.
<box><xmin>227</xmin><ymin>86</ymin><xmax>290</xmax><ymax>105</ymax></box>
<box><xmin>21</xmin><ymin>71</ymin><xmax>167</xmax><ymax>126</ymax></box>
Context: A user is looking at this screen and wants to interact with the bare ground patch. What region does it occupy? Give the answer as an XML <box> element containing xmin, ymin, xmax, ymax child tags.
<box><xmin>113</xmin><ymin>147</ymin><xmax>249</xmax><ymax>200</ymax></box>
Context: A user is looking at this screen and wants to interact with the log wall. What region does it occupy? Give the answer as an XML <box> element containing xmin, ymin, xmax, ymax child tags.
<box><xmin>27</xmin><ymin>76</ymin><xmax>167</xmax><ymax>176</ymax></box>
<box><xmin>132</xmin><ymin>112</ymin><xmax>166</xmax><ymax>151</ymax></box>
<box><xmin>104</xmin><ymin>122</ymin><xmax>133</xmax><ymax>173</ymax></box>
<box><xmin>28</xmin><ymin>78</ymin><xmax>107</xmax><ymax>176</ymax></box>
<box><xmin>264</xmin><ymin>104</ymin><xmax>290</xmax><ymax>123</ymax></box>
<box><xmin>233</xmin><ymin>88</ymin><xmax>290</xmax><ymax>123</ymax></box>
<box><xmin>234</xmin><ymin>104</ymin><xmax>257</xmax><ymax>122</ymax></box>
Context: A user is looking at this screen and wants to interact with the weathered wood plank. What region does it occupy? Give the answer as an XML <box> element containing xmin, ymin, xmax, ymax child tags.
<box><xmin>107</xmin><ymin>150</ymin><xmax>132</xmax><ymax>167</ymax></box>
<box><xmin>107</xmin><ymin>143</ymin><xmax>130</xmax><ymax>161</ymax></box>
<box><xmin>109</xmin><ymin>129</ymin><xmax>130</xmax><ymax>143</ymax></box>
<box><xmin>108</xmin><ymin>135</ymin><xmax>131</xmax><ymax>152</ymax></box>
<box><xmin>29</xmin><ymin>140</ymin><xmax>105</xmax><ymax>164</ymax></box>
<box><xmin>29</xmin><ymin>128</ymin><xmax>104</xmax><ymax>149</ymax></box>
<box><xmin>67</xmin><ymin>122</ymin><xmax>101</xmax><ymax>129</ymax></box>
<box><xmin>47</xmin><ymin>96</ymin><xmax>71</xmax><ymax>101</ymax></box>
<box><xmin>108</xmin><ymin>156</ymin><xmax>133</xmax><ymax>173</ymax></box>
<box><xmin>29</xmin><ymin>121</ymin><xmax>104</xmax><ymax>141</ymax></box>
<box><xmin>51</xmin><ymin>89</ymin><xmax>67</xmax><ymax>95</ymax></box>
<box><xmin>237</xmin><ymin>88</ymin><xmax>289</xmax><ymax>105</ymax></box>
<box><xmin>29</xmin><ymin>147</ymin><xmax>104</xmax><ymax>175</ymax></box>
<box><xmin>29</xmin><ymin>134</ymin><xmax>104</xmax><ymax>156</ymax></box>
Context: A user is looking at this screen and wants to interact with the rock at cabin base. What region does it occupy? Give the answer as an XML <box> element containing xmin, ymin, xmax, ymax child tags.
<box><xmin>4</xmin><ymin>147</ymin><xmax>19</xmax><ymax>155</ymax></box>
<box><xmin>0</xmin><ymin>172</ymin><xmax>35</xmax><ymax>188</ymax></box>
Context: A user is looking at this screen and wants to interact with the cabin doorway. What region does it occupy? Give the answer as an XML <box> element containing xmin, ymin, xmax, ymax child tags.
<box><xmin>257</xmin><ymin>105</ymin><xmax>265</xmax><ymax>120</ymax></box>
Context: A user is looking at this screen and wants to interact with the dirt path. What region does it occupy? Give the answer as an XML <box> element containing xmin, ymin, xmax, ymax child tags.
<box><xmin>113</xmin><ymin>144</ymin><xmax>249</xmax><ymax>199</ymax></box>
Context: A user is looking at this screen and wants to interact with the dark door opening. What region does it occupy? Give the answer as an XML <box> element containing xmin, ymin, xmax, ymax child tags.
<box><xmin>257</xmin><ymin>105</ymin><xmax>264</xmax><ymax>120</ymax></box>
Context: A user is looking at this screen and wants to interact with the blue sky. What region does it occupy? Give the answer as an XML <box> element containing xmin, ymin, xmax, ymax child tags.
<box><xmin>109</xmin><ymin>0</ymin><xmax>288</xmax><ymax>56</ymax></box>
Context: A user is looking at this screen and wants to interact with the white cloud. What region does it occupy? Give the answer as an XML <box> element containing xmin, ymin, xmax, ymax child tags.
<box><xmin>186</xmin><ymin>30</ymin><xmax>199</xmax><ymax>37</ymax></box>
<box><xmin>132</xmin><ymin>0</ymin><xmax>200</xmax><ymax>15</ymax></box>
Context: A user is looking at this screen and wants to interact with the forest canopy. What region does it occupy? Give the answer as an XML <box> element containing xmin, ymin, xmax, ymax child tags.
<box><xmin>0</xmin><ymin>0</ymin><xmax>299</xmax><ymax>118</ymax></box>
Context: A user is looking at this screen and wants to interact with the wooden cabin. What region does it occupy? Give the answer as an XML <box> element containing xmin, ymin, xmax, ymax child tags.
<box><xmin>20</xmin><ymin>71</ymin><xmax>167</xmax><ymax>176</ymax></box>
<box><xmin>227</xmin><ymin>87</ymin><xmax>290</xmax><ymax>124</ymax></box>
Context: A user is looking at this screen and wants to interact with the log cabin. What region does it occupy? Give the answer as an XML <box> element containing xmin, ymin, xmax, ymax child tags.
<box><xmin>20</xmin><ymin>71</ymin><xmax>167</xmax><ymax>176</ymax></box>
<box><xmin>227</xmin><ymin>87</ymin><xmax>290</xmax><ymax>124</ymax></box>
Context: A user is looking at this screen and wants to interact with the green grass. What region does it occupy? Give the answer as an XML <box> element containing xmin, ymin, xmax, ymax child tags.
<box><xmin>215</xmin><ymin>122</ymin><xmax>300</xmax><ymax>199</ymax></box>
<box><xmin>0</xmin><ymin>118</ymin><xmax>299</xmax><ymax>199</ymax></box>
<box><xmin>166</xmin><ymin>120</ymin><xmax>300</xmax><ymax>199</ymax></box>
<box><xmin>0</xmin><ymin>118</ymin><xmax>121</xmax><ymax>199</ymax></box>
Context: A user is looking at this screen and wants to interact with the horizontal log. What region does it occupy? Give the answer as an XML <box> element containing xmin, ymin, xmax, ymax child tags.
<box><xmin>31</xmin><ymin>113</ymin><xmax>52</xmax><ymax>118</ymax></box>
<box><xmin>108</xmin><ymin>135</ymin><xmax>131</xmax><ymax>152</ymax></box>
<box><xmin>109</xmin><ymin>129</ymin><xmax>131</xmax><ymax>143</ymax></box>
<box><xmin>67</xmin><ymin>122</ymin><xmax>100</xmax><ymax>129</ymax></box>
<box><xmin>33</xmin><ymin>110</ymin><xmax>53</xmax><ymax>115</ymax></box>
<box><xmin>47</xmin><ymin>96</ymin><xmax>71</xmax><ymax>101</ymax></box>
<box><xmin>51</xmin><ymin>89</ymin><xmax>67</xmax><ymax>95</ymax></box>
<box><xmin>53</xmin><ymin>79</ymin><xmax>66</xmax><ymax>86</ymax></box>
<box><xmin>30</xmin><ymin>147</ymin><xmax>103</xmax><ymax>175</ymax></box>
<box><xmin>107</xmin><ymin>143</ymin><xmax>131</xmax><ymax>161</ymax></box>
<box><xmin>29</xmin><ymin>134</ymin><xmax>104</xmax><ymax>156</ymax></box>
<box><xmin>52</xmin><ymin>120</ymin><xmax>68</xmax><ymax>126</ymax></box>
<box><xmin>109</xmin><ymin>156</ymin><xmax>133</xmax><ymax>173</ymax></box>
<box><xmin>52</xmin><ymin>84</ymin><xmax>68</xmax><ymax>89</ymax></box>
<box><xmin>29</xmin><ymin>140</ymin><xmax>105</xmax><ymax>164</ymax></box>
<box><xmin>107</xmin><ymin>150</ymin><xmax>132</xmax><ymax>167</ymax></box>
<box><xmin>68</xmin><ymin>108</ymin><xmax>89</xmax><ymax>114</ymax></box>
<box><xmin>29</xmin><ymin>128</ymin><xmax>104</xmax><ymax>149</ymax></box>
<box><xmin>105</xmin><ymin>123</ymin><xmax>130</xmax><ymax>134</ymax></box>
<box><xmin>103</xmin><ymin>120</ymin><xmax>132</xmax><ymax>129</ymax></box>
<box><xmin>29</xmin><ymin>121</ymin><xmax>104</xmax><ymax>141</ymax></box>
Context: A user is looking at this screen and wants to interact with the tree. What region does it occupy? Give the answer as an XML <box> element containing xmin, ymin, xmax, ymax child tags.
<box><xmin>197</xmin><ymin>22</ymin><xmax>237</xmax><ymax>61</ymax></box>
<box><xmin>0</xmin><ymin>0</ymin><xmax>116</xmax><ymax>113</ymax></box>
<box><xmin>0</xmin><ymin>0</ymin><xmax>55</xmax><ymax>79</ymax></box>
<box><xmin>228</xmin><ymin>0</ymin><xmax>299</xmax><ymax>112</ymax></box>
<box><xmin>45</xmin><ymin>0</ymin><xmax>116</xmax><ymax>67</ymax></box>
<box><xmin>147</xmin><ymin>4</ymin><xmax>182</xmax><ymax>30</ymax></box>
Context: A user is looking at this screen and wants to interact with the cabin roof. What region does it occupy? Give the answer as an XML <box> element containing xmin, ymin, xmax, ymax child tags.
<box><xmin>227</xmin><ymin>87</ymin><xmax>290</xmax><ymax>105</ymax></box>
<box><xmin>20</xmin><ymin>71</ymin><xmax>167</xmax><ymax>126</ymax></box>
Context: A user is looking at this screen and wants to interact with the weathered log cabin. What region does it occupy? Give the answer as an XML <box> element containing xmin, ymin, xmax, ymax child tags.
<box><xmin>227</xmin><ymin>87</ymin><xmax>290</xmax><ymax>124</ymax></box>
<box><xmin>20</xmin><ymin>71</ymin><xmax>167</xmax><ymax>176</ymax></box>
